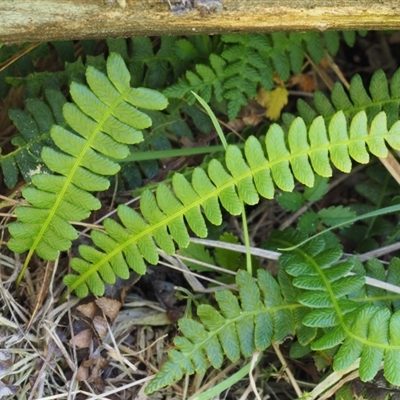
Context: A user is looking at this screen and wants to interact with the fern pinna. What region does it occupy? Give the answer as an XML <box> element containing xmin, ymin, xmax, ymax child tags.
<box><xmin>7</xmin><ymin>53</ymin><xmax>168</xmax><ymax>277</ymax></box>
<box><xmin>146</xmin><ymin>267</ymin><xmax>296</xmax><ymax>393</ymax></box>
<box><xmin>278</xmin><ymin>233</ymin><xmax>400</xmax><ymax>387</ymax></box>
<box><xmin>145</xmin><ymin>230</ymin><xmax>400</xmax><ymax>393</ymax></box>
<box><xmin>0</xmin><ymin>89</ymin><xmax>66</xmax><ymax>189</ymax></box>
<box><xmin>296</xmin><ymin>68</ymin><xmax>400</xmax><ymax>128</ymax></box>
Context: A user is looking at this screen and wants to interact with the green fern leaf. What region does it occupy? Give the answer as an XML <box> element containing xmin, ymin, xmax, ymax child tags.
<box><xmin>165</xmin><ymin>32</ymin><xmax>347</xmax><ymax>120</ymax></box>
<box><xmin>298</xmin><ymin>68</ymin><xmax>400</xmax><ymax>131</ymax></box>
<box><xmin>387</xmin><ymin>258</ymin><xmax>400</xmax><ymax>312</ymax></box>
<box><xmin>1</xmin><ymin>90</ymin><xmax>66</xmax><ymax>188</ymax></box>
<box><xmin>304</xmin><ymin>31</ymin><xmax>324</xmax><ymax>64</ymax></box>
<box><xmin>342</xmin><ymin>30</ymin><xmax>356</xmax><ymax>46</ymax></box>
<box><xmin>359</xmin><ymin>307</ymin><xmax>390</xmax><ymax>381</ymax></box>
<box><xmin>66</xmin><ymin>106</ymin><xmax>400</xmax><ymax>296</ymax></box>
<box><xmin>145</xmin><ymin>269</ymin><xmax>295</xmax><ymax>393</ymax></box>
<box><xmin>297</xmin><ymin>98</ymin><xmax>318</xmax><ymax>125</ymax></box>
<box><xmin>279</xmin><ymin>229</ymin><xmax>400</xmax><ymax>385</ymax></box>
<box><xmin>278</xmin><ymin>267</ymin><xmax>317</xmax><ymax>346</ymax></box>
<box><xmin>287</xmin><ymin>33</ymin><xmax>305</xmax><ymax>73</ymax></box>
<box><xmin>270</xmin><ymin>33</ymin><xmax>291</xmax><ymax>81</ymax></box>
<box><xmin>385</xmin><ymin>310</ymin><xmax>400</xmax><ymax>384</ymax></box>
<box><xmin>8</xmin><ymin>53</ymin><xmax>167</xmax><ymax>268</ymax></box>
<box><xmin>323</xmin><ymin>31</ymin><xmax>340</xmax><ymax>55</ymax></box>
<box><xmin>331</xmin><ymin>82</ymin><xmax>354</xmax><ymax>112</ymax></box>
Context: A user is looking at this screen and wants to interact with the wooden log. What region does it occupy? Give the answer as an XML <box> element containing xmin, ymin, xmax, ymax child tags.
<box><xmin>1</xmin><ymin>0</ymin><xmax>400</xmax><ymax>44</ymax></box>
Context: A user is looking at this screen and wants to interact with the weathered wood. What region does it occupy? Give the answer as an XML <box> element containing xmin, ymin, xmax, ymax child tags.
<box><xmin>1</xmin><ymin>0</ymin><xmax>400</xmax><ymax>44</ymax></box>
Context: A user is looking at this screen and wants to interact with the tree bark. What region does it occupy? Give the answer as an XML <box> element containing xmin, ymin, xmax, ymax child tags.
<box><xmin>1</xmin><ymin>0</ymin><xmax>400</xmax><ymax>44</ymax></box>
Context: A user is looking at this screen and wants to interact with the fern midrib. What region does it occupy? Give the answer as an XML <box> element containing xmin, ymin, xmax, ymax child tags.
<box><xmin>303</xmin><ymin>249</ymin><xmax>399</xmax><ymax>350</ymax></box>
<box><xmin>180</xmin><ymin>303</ymin><xmax>302</xmax><ymax>363</ymax></box>
<box><xmin>322</xmin><ymin>98</ymin><xmax>400</xmax><ymax>126</ymax></box>
<box><xmin>1</xmin><ymin>130</ymin><xmax>50</xmax><ymax>163</ymax></box>
<box><xmin>23</xmin><ymin>87</ymin><xmax>131</xmax><ymax>269</ymax></box>
<box><xmin>69</xmin><ymin>124</ymin><xmax>393</xmax><ymax>292</ymax></box>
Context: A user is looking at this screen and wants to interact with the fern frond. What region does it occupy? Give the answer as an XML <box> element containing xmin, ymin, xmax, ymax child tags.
<box><xmin>297</xmin><ymin>68</ymin><xmax>400</xmax><ymax>127</ymax></box>
<box><xmin>8</xmin><ymin>53</ymin><xmax>168</xmax><ymax>268</ymax></box>
<box><xmin>276</xmin><ymin>231</ymin><xmax>400</xmax><ymax>385</ymax></box>
<box><xmin>0</xmin><ymin>89</ymin><xmax>65</xmax><ymax>188</ymax></box>
<box><xmin>146</xmin><ymin>236</ymin><xmax>400</xmax><ymax>392</ymax></box>
<box><xmin>128</xmin><ymin>35</ymin><xmax>216</xmax><ymax>88</ymax></box>
<box><xmin>145</xmin><ymin>268</ymin><xmax>296</xmax><ymax>393</ymax></box>
<box><xmin>164</xmin><ymin>32</ymin><xmax>355</xmax><ymax>120</ymax></box>
<box><xmin>64</xmin><ymin>107</ymin><xmax>400</xmax><ymax>297</ymax></box>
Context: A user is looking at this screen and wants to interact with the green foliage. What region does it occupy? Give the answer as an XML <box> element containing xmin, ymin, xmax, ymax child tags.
<box><xmin>4</xmin><ymin>33</ymin><xmax>400</xmax><ymax>397</ymax></box>
<box><xmin>0</xmin><ymin>89</ymin><xmax>66</xmax><ymax>188</ymax></box>
<box><xmin>7</xmin><ymin>53</ymin><xmax>168</xmax><ymax>264</ymax></box>
<box><xmin>1</xmin><ymin>41</ymin><xmax>98</xmax><ymax>98</ymax></box>
<box><xmin>179</xmin><ymin>232</ymin><xmax>245</xmax><ymax>273</ymax></box>
<box><xmin>296</xmin><ymin>205</ymin><xmax>357</xmax><ymax>235</ymax></box>
<box><xmin>296</xmin><ymin>67</ymin><xmax>400</xmax><ymax>128</ymax></box>
<box><xmin>341</xmin><ymin>165</ymin><xmax>400</xmax><ymax>252</ymax></box>
<box><xmin>165</xmin><ymin>32</ymin><xmax>349</xmax><ymax>120</ymax></box>
<box><xmin>63</xmin><ymin>95</ymin><xmax>400</xmax><ymax>297</ymax></box>
<box><xmin>277</xmin><ymin>175</ymin><xmax>329</xmax><ymax>212</ymax></box>
<box><xmin>146</xmin><ymin>267</ymin><xmax>295</xmax><ymax>393</ymax></box>
<box><xmin>126</xmin><ymin>35</ymin><xmax>216</xmax><ymax>88</ymax></box>
<box><xmin>146</xmin><ymin>230</ymin><xmax>400</xmax><ymax>393</ymax></box>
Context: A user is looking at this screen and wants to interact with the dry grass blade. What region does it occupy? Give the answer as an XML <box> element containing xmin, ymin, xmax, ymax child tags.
<box><xmin>379</xmin><ymin>151</ymin><xmax>400</xmax><ymax>186</ymax></box>
<box><xmin>26</xmin><ymin>260</ymin><xmax>57</xmax><ymax>331</ymax></box>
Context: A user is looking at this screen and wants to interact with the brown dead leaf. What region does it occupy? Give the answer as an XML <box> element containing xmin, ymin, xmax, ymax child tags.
<box><xmin>0</xmin><ymin>381</ymin><xmax>18</xmax><ymax>398</ymax></box>
<box><xmin>256</xmin><ymin>86</ymin><xmax>289</xmax><ymax>120</ymax></box>
<box><xmin>290</xmin><ymin>73</ymin><xmax>317</xmax><ymax>92</ymax></box>
<box><xmin>70</xmin><ymin>329</ymin><xmax>92</xmax><ymax>349</ymax></box>
<box><xmin>83</xmin><ymin>356</ymin><xmax>108</xmax><ymax>393</ymax></box>
<box><xmin>76</xmin><ymin>302</ymin><xmax>97</xmax><ymax>320</ymax></box>
<box><xmin>319</xmin><ymin>58</ymin><xmax>330</xmax><ymax>69</ymax></box>
<box><xmin>0</xmin><ymin>352</ymin><xmax>11</xmax><ymax>376</ymax></box>
<box><xmin>227</xmin><ymin>100</ymin><xmax>266</xmax><ymax>131</ymax></box>
<box><xmin>95</xmin><ymin>298</ymin><xmax>121</xmax><ymax>323</ymax></box>
<box><xmin>226</xmin><ymin>118</ymin><xmax>246</xmax><ymax>132</ymax></box>
<box><xmin>88</xmin><ymin>356</ymin><xmax>108</xmax><ymax>378</ymax></box>
<box><xmin>76</xmin><ymin>365</ymin><xmax>89</xmax><ymax>382</ymax></box>
<box><xmin>93</xmin><ymin>316</ymin><xmax>108</xmax><ymax>341</ymax></box>
<box><xmin>71</xmin><ymin>297</ymin><xmax>121</xmax><ymax>350</ymax></box>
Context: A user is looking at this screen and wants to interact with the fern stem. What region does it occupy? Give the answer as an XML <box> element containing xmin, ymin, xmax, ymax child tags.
<box><xmin>119</xmin><ymin>144</ymin><xmax>228</xmax><ymax>162</ymax></box>
<box><xmin>190</xmin><ymin>238</ymin><xmax>400</xmax><ymax>295</ymax></box>
<box><xmin>188</xmin><ymin>358</ymin><xmax>261</xmax><ymax>400</ymax></box>
<box><xmin>280</xmin><ymin>204</ymin><xmax>400</xmax><ymax>252</ymax></box>
<box><xmin>249</xmin><ymin>351</ymin><xmax>262</xmax><ymax>400</ymax></box>
<box><xmin>17</xmin><ymin>248</ymin><xmax>36</xmax><ymax>286</ymax></box>
<box><xmin>272</xmin><ymin>343</ymin><xmax>303</xmax><ymax>398</ymax></box>
<box><xmin>241</xmin><ymin>205</ymin><xmax>252</xmax><ymax>275</ymax></box>
<box><xmin>191</xmin><ymin>92</ymin><xmax>253</xmax><ymax>275</ymax></box>
<box><xmin>191</xmin><ymin>92</ymin><xmax>228</xmax><ymax>149</ymax></box>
